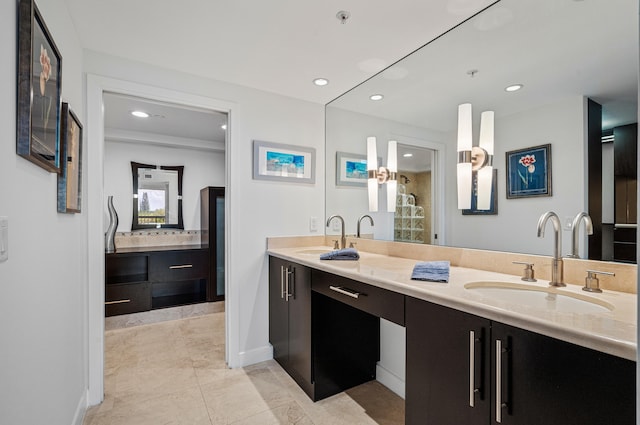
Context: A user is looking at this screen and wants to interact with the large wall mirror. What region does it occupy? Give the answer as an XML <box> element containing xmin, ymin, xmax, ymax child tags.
<box><xmin>326</xmin><ymin>0</ymin><xmax>638</xmax><ymax>261</ymax></box>
<box><xmin>131</xmin><ymin>161</ymin><xmax>184</xmax><ymax>230</ymax></box>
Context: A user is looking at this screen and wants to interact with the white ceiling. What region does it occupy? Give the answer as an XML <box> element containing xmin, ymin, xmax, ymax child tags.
<box><xmin>64</xmin><ymin>0</ymin><xmax>496</xmax><ymax>104</ymax></box>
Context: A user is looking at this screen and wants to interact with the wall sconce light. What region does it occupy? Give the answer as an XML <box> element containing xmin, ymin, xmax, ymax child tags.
<box><xmin>367</xmin><ymin>137</ymin><xmax>397</xmax><ymax>212</ymax></box>
<box><xmin>457</xmin><ymin>103</ymin><xmax>494</xmax><ymax>210</ymax></box>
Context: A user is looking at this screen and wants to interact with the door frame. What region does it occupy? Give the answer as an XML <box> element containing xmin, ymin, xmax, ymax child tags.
<box><xmin>85</xmin><ymin>74</ymin><xmax>238</xmax><ymax>405</ymax></box>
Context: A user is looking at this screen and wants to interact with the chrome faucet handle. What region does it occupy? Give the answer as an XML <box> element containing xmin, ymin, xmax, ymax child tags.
<box><xmin>582</xmin><ymin>269</ymin><xmax>615</xmax><ymax>293</ymax></box>
<box><xmin>332</xmin><ymin>240</ymin><xmax>340</xmax><ymax>250</ymax></box>
<box><xmin>349</xmin><ymin>241</ymin><xmax>357</xmax><ymax>249</ymax></box>
<box><xmin>512</xmin><ymin>261</ymin><xmax>537</xmax><ymax>282</ymax></box>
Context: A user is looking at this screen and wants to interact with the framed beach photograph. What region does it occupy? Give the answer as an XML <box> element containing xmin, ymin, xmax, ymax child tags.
<box><xmin>462</xmin><ymin>169</ymin><xmax>498</xmax><ymax>215</ymax></box>
<box><xmin>506</xmin><ymin>144</ymin><xmax>552</xmax><ymax>199</ymax></box>
<box><xmin>57</xmin><ymin>104</ymin><xmax>83</xmax><ymax>213</ymax></box>
<box><xmin>253</xmin><ymin>140</ymin><xmax>316</xmax><ymax>183</ymax></box>
<box><xmin>336</xmin><ymin>151</ymin><xmax>369</xmax><ymax>187</ymax></box>
<box><xmin>17</xmin><ymin>0</ymin><xmax>63</xmax><ymax>173</ymax></box>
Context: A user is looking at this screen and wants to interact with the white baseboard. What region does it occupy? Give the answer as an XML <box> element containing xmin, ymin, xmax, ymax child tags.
<box><xmin>71</xmin><ymin>390</ymin><xmax>88</xmax><ymax>425</ymax></box>
<box><xmin>376</xmin><ymin>363</ymin><xmax>405</xmax><ymax>399</ymax></box>
<box><xmin>237</xmin><ymin>344</ymin><xmax>273</xmax><ymax>367</ymax></box>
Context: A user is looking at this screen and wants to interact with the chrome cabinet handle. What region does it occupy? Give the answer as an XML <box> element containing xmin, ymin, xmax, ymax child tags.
<box><xmin>169</xmin><ymin>264</ymin><xmax>193</xmax><ymax>269</ymax></box>
<box><xmin>280</xmin><ymin>266</ymin><xmax>285</xmax><ymax>299</ymax></box>
<box><xmin>329</xmin><ymin>285</ymin><xmax>360</xmax><ymax>299</ymax></box>
<box><xmin>105</xmin><ymin>299</ymin><xmax>131</xmax><ymax>305</ymax></box>
<box><xmin>495</xmin><ymin>339</ymin><xmax>508</xmax><ymax>423</ymax></box>
<box><xmin>469</xmin><ymin>330</ymin><xmax>477</xmax><ymax>407</ymax></box>
<box><xmin>286</xmin><ymin>269</ymin><xmax>294</xmax><ymax>301</ymax></box>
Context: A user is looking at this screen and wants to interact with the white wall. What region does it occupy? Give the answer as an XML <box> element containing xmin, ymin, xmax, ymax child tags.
<box><xmin>83</xmin><ymin>51</ymin><xmax>325</xmax><ymax>374</ymax></box>
<box><xmin>0</xmin><ymin>1</ymin><xmax>87</xmax><ymax>424</ymax></box>
<box><xmin>447</xmin><ymin>96</ymin><xmax>588</xmax><ymax>256</ymax></box>
<box><xmin>104</xmin><ymin>141</ymin><xmax>225</xmax><ymax>231</ymax></box>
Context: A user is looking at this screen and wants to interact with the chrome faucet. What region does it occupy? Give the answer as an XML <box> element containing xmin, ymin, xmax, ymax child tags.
<box><xmin>326</xmin><ymin>215</ymin><xmax>346</xmax><ymax>250</ymax></box>
<box><xmin>567</xmin><ymin>212</ymin><xmax>593</xmax><ymax>259</ymax></box>
<box><xmin>536</xmin><ymin>211</ymin><xmax>565</xmax><ymax>287</ymax></box>
<box><xmin>357</xmin><ymin>214</ymin><xmax>374</xmax><ymax>238</ymax></box>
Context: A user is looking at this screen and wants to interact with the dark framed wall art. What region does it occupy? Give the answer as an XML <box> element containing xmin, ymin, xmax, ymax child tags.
<box><xmin>506</xmin><ymin>144</ymin><xmax>552</xmax><ymax>199</ymax></box>
<box><xmin>17</xmin><ymin>0</ymin><xmax>63</xmax><ymax>173</ymax></box>
<box><xmin>57</xmin><ymin>103</ymin><xmax>83</xmax><ymax>213</ymax></box>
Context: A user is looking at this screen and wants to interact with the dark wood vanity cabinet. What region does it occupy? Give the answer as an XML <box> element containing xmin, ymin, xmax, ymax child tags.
<box><xmin>105</xmin><ymin>247</ymin><xmax>209</xmax><ymax>316</ymax></box>
<box><xmin>406</xmin><ymin>297</ymin><xmax>636</xmax><ymax>425</ymax></box>
<box><xmin>269</xmin><ymin>256</ymin><xmax>314</xmax><ymax>395</ymax></box>
<box><xmin>268</xmin><ymin>257</ymin><xmax>383</xmax><ymax>401</ymax></box>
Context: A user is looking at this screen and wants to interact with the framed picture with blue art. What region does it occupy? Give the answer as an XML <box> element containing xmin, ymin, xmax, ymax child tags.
<box><xmin>336</xmin><ymin>151</ymin><xmax>368</xmax><ymax>187</ymax></box>
<box><xmin>462</xmin><ymin>168</ymin><xmax>498</xmax><ymax>215</ymax></box>
<box><xmin>506</xmin><ymin>144</ymin><xmax>552</xmax><ymax>199</ymax></box>
<box><xmin>253</xmin><ymin>140</ymin><xmax>316</xmax><ymax>183</ymax></box>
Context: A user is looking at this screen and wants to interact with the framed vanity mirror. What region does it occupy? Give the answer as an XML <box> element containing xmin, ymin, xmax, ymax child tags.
<box><xmin>131</xmin><ymin>161</ymin><xmax>184</xmax><ymax>230</ymax></box>
<box><xmin>325</xmin><ymin>0</ymin><xmax>638</xmax><ymax>261</ymax></box>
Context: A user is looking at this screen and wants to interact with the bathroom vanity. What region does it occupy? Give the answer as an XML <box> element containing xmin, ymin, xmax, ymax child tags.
<box><xmin>105</xmin><ymin>246</ymin><xmax>209</xmax><ymax>316</ymax></box>
<box><xmin>268</xmin><ymin>244</ymin><xmax>636</xmax><ymax>425</ymax></box>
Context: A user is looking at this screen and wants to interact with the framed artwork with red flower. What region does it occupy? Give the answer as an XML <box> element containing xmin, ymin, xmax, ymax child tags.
<box><xmin>17</xmin><ymin>0</ymin><xmax>63</xmax><ymax>173</ymax></box>
<box><xmin>506</xmin><ymin>144</ymin><xmax>552</xmax><ymax>199</ymax></box>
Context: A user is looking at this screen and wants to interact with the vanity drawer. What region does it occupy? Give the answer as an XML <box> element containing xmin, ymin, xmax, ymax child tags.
<box><xmin>312</xmin><ymin>270</ymin><xmax>405</xmax><ymax>326</ymax></box>
<box><xmin>149</xmin><ymin>250</ymin><xmax>209</xmax><ymax>282</ymax></box>
<box><xmin>105</xmin><ymin>282</ymin><xmax>151</xmax><ymax>316</ymax></box>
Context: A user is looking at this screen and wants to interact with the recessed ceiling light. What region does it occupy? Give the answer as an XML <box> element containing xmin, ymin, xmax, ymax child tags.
<box><xmin>131</xmin><ymin>110</ymin><xmax>149</xmax><ymax>118</ymax></box>
<box><xmin>403</xmin><ymin>153</ymin><xmax>413</xmax><ymax>158</ymax></box>
<box><xmin>221</xmin><ymin>124</ymin><xmax>227</xmax><ymax>130</ymax></box>
<box><xmin>370</xmin><ymin>94</ymin><xmax>384</xmax><ymax>101</ymax></box>
<box><xmin>313</xmin><ymin>78</ymin><xmax>329</xmax><ymax>86</ymax></box>
<box><xmin>505</xmin><ymin>84</ymin><xmax>523</xmax><ymax>92</ymax></box>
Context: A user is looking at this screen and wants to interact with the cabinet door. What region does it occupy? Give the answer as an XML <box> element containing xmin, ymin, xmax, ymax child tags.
<box><xmin>268</xmin><ymin>257</ymin><xmax>289</xmax><ymax>365</ymax></box>
<box><xmin>491</xmin><ymin>322</ymin><xmax>635</xmax><ymax>425</ymax></box>
<box><xmin>287</xmin><ymin>263</ymin><xmax>312</xmax><ymax>385</ymax></box>
<box><xmin>406</xmin><ymin>297</ymin><xmax>490</xmax><ymax>425</ymax></box>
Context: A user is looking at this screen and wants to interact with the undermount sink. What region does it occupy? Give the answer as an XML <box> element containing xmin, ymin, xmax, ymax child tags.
<box><xmin>464</xmin><ymin>281</ymin><xmax>614</xmax><ymax>313</ymax></box>
<box><xmin>296</xmin><ymin>248</ymin><xmax>331</xmax><ymax>255</ymax></box>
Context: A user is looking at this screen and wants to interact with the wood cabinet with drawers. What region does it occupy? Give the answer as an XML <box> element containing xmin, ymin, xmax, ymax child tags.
<box><xmin>105</xmin><ymin>246</ymin><xmax>209</xmax><ymax>316</ymax></box>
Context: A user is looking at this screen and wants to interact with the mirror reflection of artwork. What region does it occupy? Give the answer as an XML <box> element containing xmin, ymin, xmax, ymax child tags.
<box><xmin>336</xmin><ymin>152</ymin><xmax>371</xmax><ymax>187</ymax></box>
<box><xmin>506</xmin><ymin>144</ymin><xmax>551</xmax><ymax>199</ymax></box>
<box><xmin>131</xmin><ymin>162</ymin><xmax>184</xmax><ymax>229</ymax></box>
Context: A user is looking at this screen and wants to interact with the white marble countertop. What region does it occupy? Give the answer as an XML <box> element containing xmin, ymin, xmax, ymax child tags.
<box><xmin>268</xmin><ymin>246</ymin><xmax>637</xmax><ymax>361</ymax></box>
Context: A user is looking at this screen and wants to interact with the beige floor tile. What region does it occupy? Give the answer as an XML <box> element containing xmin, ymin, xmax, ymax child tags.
<box><xmin>86</xmin><ymin>309</ymin><xmax>404</xmax><ymax>425</ymax></box>
<box><xmin>229</xmin><ymin>400</ymin><xmax>315</xmax><ymax>425</ymax></box>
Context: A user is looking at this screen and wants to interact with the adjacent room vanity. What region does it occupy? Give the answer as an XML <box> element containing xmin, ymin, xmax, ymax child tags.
<box><xmin>268</xmin><ymin>240</ymin><xmax>636</xmax><ymax>425</ymax></box>
<box><xmin>105</xmin><ymin>245</ymin><xmax>210</xmax><ymax>316</ymax></box>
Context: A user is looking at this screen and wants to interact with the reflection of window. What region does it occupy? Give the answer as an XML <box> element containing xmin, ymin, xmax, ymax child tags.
<box><xmin>138</xmin><ymin>185</ymin><xmax>169</xmax><ymax>224</ymax></box>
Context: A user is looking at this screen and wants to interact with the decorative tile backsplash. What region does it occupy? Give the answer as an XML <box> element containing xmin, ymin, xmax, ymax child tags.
<box><xmin>115</xmin><ymin>230</ymin><xmax>202</xmax><ymax>248</ymax></box>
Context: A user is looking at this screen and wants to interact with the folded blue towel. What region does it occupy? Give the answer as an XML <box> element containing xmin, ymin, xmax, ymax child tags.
<box><xmin>411</xmin><ymin>261</ymin><xmax>450</xmax><ymax>282</ymax></box>
<box><xmin>320</xmin><ymin>248</ymin><xmax>360</xmax><ymax>261</ymax></box>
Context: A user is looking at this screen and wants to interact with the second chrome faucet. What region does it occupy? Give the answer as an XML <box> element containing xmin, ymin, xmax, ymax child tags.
<box><xmin>536</xmin><ymin>211</ymin><xmax>564</xmax><ymax>287</ymax></box>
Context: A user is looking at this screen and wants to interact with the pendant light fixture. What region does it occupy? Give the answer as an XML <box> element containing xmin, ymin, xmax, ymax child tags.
<box><xmin>366</xmin><ymin>137</ymin><xmax>398</xmax><ymax>212</ymax></box>
<box><xmin>456</xmin><ymin>103</ymin><xmax>494</xmax><ymax>210</ymax></box>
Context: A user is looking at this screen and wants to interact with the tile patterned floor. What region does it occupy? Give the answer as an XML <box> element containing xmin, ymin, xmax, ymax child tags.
<box><xmin>84</xmin><ymin>309</ymin><xmax>404</xmax><ymax>425</ymax></box>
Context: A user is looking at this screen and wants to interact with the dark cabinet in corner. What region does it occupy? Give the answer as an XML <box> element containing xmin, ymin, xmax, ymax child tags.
<box><xmin>200</xmin><ymin>186</ymin><xmax>225</xmax><ymax>301</ymax></box>
<box><xmin>406</xmin><ymin>297</ymin><xmax>636</xmax><ymax>425</ymax></box>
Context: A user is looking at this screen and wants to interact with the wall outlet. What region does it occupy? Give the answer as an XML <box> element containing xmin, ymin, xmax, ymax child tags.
<box><xmin>309</xmin><ymin>216</ymin><xmax>318</xmax><ymax>232</ymax></box>
<box><xmin>0</xmin><ymin>216</ymin><xmax>7</xmax><ymax>263</ymax></box>
<box><xmin>332</xmin><ymin>219</ymin><xmax>341</xmax><ymax>232</ymax></box>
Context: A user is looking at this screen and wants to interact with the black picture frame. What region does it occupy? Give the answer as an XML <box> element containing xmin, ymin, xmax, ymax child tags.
<box><xmin>505</xmin><ymin>144</ymin><xmax>552</xmax><ymax>199</ymax></box>
<box><xmin>131</xmin><ymin>162</ymin><xmax>184</xmax><ymax>230</ymax></box>
<box><xmin>462</xmin><ymin>169</ymin><xmax>498</xmax><ymax>215</ymax></box>
<box><xmin>17</xmin><ymin>0</ymin><xmax>63</xmax><ymax>173</ymax></box>
<box><xmin>57</xmin><ymin>103</ymin><xmax>83</xmax><ymax>213</ymax></box>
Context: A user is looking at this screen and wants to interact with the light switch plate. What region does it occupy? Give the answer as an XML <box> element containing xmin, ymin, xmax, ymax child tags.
<box><xmin>0</xmin><ymin>216</ymin><xmax>7</xmax><ymax>262</ymax></box>
<box><xmin>309</xmin><ymin>216</ymin><xmax>318</xmax><ymax>232</ymax></box>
